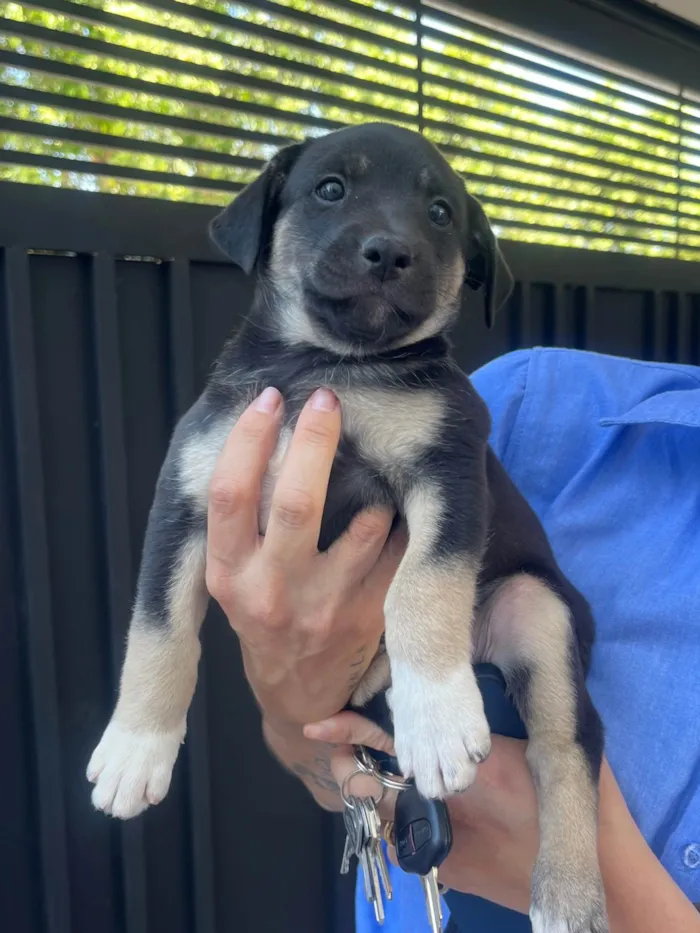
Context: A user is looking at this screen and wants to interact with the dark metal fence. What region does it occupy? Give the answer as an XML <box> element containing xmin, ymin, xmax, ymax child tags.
<box><xmin>0</xmin><ymin>181</ymin><xmax>699</xmax><ymax>933</ymax></box>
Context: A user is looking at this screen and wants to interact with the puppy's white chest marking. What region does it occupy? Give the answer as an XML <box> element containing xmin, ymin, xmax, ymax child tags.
<box><xmin>179</xmin><ymin>412</ymin><xmax>239</xmax><ymax>512</ymax></box>
<box><xmin>337</xmin><ymin>387</ymin><xmax>444</xmax><ymax>471</ymax></box>
<box><xmin>179</xmin><ymin>411</ymin><xmax>291</xmax><ymax>536</ymax></box>
<box><xmin>259</xmin><ymin>426</ymin><xmax>292</xmax><ymax>535</ymax></box>
<box><xmin>178</xmin><ymin>388</ymin><xmax>442</xmax><ymax>520</ymax></box>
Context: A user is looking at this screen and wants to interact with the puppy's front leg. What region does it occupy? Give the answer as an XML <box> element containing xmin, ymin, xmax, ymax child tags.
<box><xmin>87</xmin><ymin>450</ymin><xmax>208</xmax><ymax>820</ymax></box>
<box><xmin>384</xmin><ymin>448</ymin><xmax>491</xmax><ymax>799</ymax></box>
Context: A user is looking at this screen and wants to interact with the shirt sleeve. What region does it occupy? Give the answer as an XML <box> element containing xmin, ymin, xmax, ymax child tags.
<box><xmin>469</xmin><ymin>349</ymin><xmax>533</xmax><ymax>463</ymax></box>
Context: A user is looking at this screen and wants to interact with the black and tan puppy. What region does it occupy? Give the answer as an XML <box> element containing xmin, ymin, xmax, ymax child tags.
<box><xmin>88</xmin><ymin>123</ymin><xmax>607</xmax><ymax>932</ymax></box>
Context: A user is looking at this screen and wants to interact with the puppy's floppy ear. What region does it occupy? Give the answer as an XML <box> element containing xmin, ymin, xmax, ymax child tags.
<box><xmin>463</xmin><ymin>192</ymin><xmax>514</xmax><ymax>328</ymax></box>
<box><xmin>209</xmin><ymin>141</ymin><xmax>305</xmax><ymax>273</ymax></box>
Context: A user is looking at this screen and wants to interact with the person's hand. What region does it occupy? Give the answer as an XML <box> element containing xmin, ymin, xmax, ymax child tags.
<box><xmin>308</xmin><ymin>712</ymin><xmax>700</xmax><ymax>933</ymax></box>
<box><xmin>305</xmin><ymin>711</ymin><xmax>537</xmax><ymax>913</ymax></box>
<box><xmin>205</xmin><ymin>386</ymin><xmax>404</xmax><ymax>739</ymax></box>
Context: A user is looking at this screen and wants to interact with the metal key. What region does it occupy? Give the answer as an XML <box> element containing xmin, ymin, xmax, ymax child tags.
<box><xmin>340</xmin><ymin>798</ymin><xmax>360</xmax><ymax>874</ymax></box>
<box><xmin>358</xmin><ymin>799</ymin><xmax>384</xmax><ymax>924</ymax></box>
<box><xmin>419</xmin><ymin>868</ymin><xmax>443</xmax><ymax>933</ymax></box>
<box><xmin>359</xmin><ymin>796</ymin><xmax>394</xmax><ymax>923</ymax></box>
<box><xmin>361</xmin><ymin>796</ymin><xmax>392</xmax><ymax>903</ymax></box>
<box><xmin>394</xmin><ymin>783</ymin><xmax>452</xmax><ymax>933</ymax></box>
<box><xmin>341</xmin><ymin>793</ymin><xmax>383</xmax><ymax>919</ymax></box>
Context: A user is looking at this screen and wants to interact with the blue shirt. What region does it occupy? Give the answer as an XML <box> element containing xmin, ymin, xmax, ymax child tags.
<box><xmin>356</xmin><ymin>348</ymin><xmax>700</xmax><ymax>932</ymax></box>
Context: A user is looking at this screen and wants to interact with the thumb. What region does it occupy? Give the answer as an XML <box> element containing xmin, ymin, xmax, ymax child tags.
<box><xmin>304</xmin><ymin>710</ymin><xmax>395</xmax><ymax>755</ymax></box>
<box><xmin>305</xmin><ymin>712</ymin><xmax>398</xmax><ymax>820</ymax></box>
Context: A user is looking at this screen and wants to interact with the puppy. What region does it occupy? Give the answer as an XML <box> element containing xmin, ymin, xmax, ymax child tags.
<box><xmin>87</xmin><ymin>123</ymin><xmax>607</xmax><ymax>933</ymax></box>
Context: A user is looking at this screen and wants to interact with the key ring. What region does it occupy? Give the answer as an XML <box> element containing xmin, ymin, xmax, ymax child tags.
<box><xmin>341</xmin><ymin>768</ymin><xmax>385</xmax><ymax>809</ymax></box>
<box><xmin>353</xmin><ymin>745</ymin><xmax>409</xmax><ymax>792</ymax></box>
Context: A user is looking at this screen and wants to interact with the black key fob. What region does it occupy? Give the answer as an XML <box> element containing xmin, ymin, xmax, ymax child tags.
<box><xmin>394</xmin><ymin>782</ymin><xmax>453</xmax><ymax>876</ymax></box>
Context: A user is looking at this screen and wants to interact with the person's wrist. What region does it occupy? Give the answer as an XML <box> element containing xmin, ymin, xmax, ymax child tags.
<box><xmin>262</xmin><ymin>714</ymin><xmax>305</xmax><ymax>747</ymax></box>
<box><xmin>245</xmin><ymin>665</ymin><xmax>347</xmax><ymax>730</ymax></box>
<box><xmin>259</xmin><ymin>690</ymin><xmax>350</xmax><ymax>734</ymax></box>
<box><xmin>239</xmin><ymin>642</ymin><xmax>309</xmax><ymax>722</ymax></box>
<box><xmin>246</xmin><ymin>678</ymin><xmax>312</xmax><ymax>734</ymax></box>
<box><xmin>242</xmin><ymin>635</ymin><xmax>376</xmax><ymax>726</ymax></box>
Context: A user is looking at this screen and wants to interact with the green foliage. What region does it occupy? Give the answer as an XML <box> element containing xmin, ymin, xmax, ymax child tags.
<box><xmin>0</xmin><ymin>0</ymin><xmax>698</xmax><ymax>259</ymax></box>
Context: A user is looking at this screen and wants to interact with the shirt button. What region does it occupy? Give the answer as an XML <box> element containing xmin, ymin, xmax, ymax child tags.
<box><xmin>683</xmin><ymin>844</ymin><xmax>700</xmax><ymax>869</ymax></box>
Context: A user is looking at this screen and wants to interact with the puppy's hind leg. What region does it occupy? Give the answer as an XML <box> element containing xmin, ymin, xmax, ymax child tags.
<box><xmin>484</xmin><ymin>574</ymin><xmax>608</xmax><ymax>933</ymax></box>
<box><xmin>88</xmin><ymin>473</ymin><xmax>208</xmax><ymax>820</ymax></box>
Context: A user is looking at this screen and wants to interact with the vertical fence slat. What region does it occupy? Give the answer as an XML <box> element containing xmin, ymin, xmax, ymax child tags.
<box><xmin>168</xmin><ymin>257</ymin><xmax>216</xmax><ymax>933</ymax></box>
<box><xmin>677</xmin><ymin>292</ymin><xmax>692</xmax><ymax>364</ymax></box>
<box><xmin>168</xmin><ymin>259</ymin><xmax>196</xmax><ymax>412</ymax></box>
<box><xmin>652</xmin><ymin>291</ymin><xmax>666</xmax><ymax>361</ymax></box>
<box><xmin>553</xmin><ymin>284</ymin><xmax>576</xmax><ymax>347</ymax></box>
<box><xmin>519</xmin><ymin>279</ymin><xmax>532</xmax><ymax>348</ymax></box>
<box><xmin>329</xmin><ymin>813</ymin><xmax>355</xmax><ymax>933</ymax></box>
<box><xmin>4</xmin><ymin>246</ymin><xmax>72</xmax><ymax>933</ymax></box>
<box><xmin>578</xmin><ymin>285</ymin><xmax>594</xmax><ymax>350</ymax></box>
<box><xmin>90</xmin><ymin>252</ymin><xmax>149</xmax><ymax>933</ymax></box>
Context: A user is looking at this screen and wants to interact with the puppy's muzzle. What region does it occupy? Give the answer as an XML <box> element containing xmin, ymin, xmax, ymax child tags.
<box><xmin>361</xmin><ymin>234</ymin><xmax>413</xmax><ymax>283</ymax></box>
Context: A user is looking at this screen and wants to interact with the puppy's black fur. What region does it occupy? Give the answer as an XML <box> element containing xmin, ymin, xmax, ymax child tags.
<box><xmin>88</xmin><ymin>124</ymin><xmax>607</xmax><ymax>933</ymax></box>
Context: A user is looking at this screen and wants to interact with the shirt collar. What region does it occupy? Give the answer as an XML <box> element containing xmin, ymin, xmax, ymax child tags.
<box><xmin>600</xmin><ymin>387</ymin><xmax>700</xmax><ymax>429</ymax></box>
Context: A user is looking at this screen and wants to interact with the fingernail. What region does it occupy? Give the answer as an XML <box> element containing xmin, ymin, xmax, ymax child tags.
<box><xmin>255</xmin><ymin>386</ymin><xmax>282</xmax><ymax>414</ymax></box>
<box><xmin>311</xmin><ymin>388</ymin><xmax>338</xmax><ymax>412</ymax></box>
<box><xmin>304</xmin><ymin>721</ymin><xmax>333</xmax><ymax>740</ymax></box>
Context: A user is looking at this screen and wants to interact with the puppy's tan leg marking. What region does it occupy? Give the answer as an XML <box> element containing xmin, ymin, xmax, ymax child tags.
<box><xmin>351</xmin><ymin>646</ymin><xmax>390</xmax><ymax>707</ymax></box>
<box><xmin>484</xmin><ymin>575</ymin><xmax>608</xmax><ymax>933</ymax></box>
<box><xmin>87</xmin><ymin>533</ymin><xmax>208</xmax><ymax>819</ymax></box>
<box><xmin>384</xmin><ymin>486</ymin><xmax>490</xmax><ymax>799</ymax></box>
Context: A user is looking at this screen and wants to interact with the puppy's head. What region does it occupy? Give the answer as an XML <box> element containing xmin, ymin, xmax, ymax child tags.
<box><xmin>210</xmin><ymin>123</ymin><xmax>513</xmax><ymax>352</ymax></box>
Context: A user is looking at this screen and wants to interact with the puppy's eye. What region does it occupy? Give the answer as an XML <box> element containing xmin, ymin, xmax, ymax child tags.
<box><xmin>316</xmin><ymin>178</ymin><xmax>345</xmax><ymax>202</ymax></box>
<box><xmin>429</xmin><ymin>200</ymin><xmax>452</xmax><ymax>226</ymax></box>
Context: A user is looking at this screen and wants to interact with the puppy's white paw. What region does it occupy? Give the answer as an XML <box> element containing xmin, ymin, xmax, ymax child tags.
<box><xmin>389</xmin><ymin>661</ymin><xmax>491</xmax><ymax>799</ymax></box>
<box><xmin>87</xmin><ymin>720</ymin><xmax>186</xmax><ymax>819</ymax></box>
<box><xmin>530</xmin><ymin>866</ymin><xmax>608</xmax><ymax>933</ymax></box>
<box><xmin>530</xmin><ymin>906</ymin><xmax>608</xmax><ymax>933</ymax></box>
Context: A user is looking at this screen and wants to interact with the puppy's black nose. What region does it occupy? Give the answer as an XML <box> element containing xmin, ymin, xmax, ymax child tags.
<box><xmin>361</xmin><ymin>235</ymin><xmax>412</xmax><ymax>281</ymax></box>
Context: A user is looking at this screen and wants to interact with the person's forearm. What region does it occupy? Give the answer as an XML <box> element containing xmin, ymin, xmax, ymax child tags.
<box><xmin>599</xmin><ymin>762</ymin><xmax>700</xmax><ymax>933</ymax></box>
<box><xmin>262</xmin><ymin>718</ymin><xmax>342</xmax><ymax>811</ymax></box>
